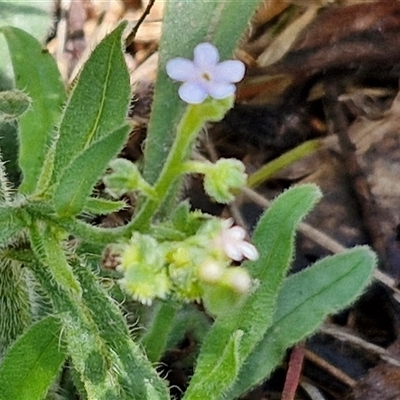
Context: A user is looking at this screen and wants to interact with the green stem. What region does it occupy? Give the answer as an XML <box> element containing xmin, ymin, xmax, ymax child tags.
<box><xmin>140</xmin><ymin>301</ymin><xmax>177</xmax><ymax>363</ymax></box>
<box><xmin>247</xmin><ymin>139</ymin><xmax>322</xmax><ymax>189</ymax></box>
<box><xmin>127</xmin><ymin>97</ymin><xmax>234</xmax><ymax>233</ymax></box>
<box><xmin>126</xmin><ymin>104</ymin><xmax>210</xmax><ymax>233</ymax></box>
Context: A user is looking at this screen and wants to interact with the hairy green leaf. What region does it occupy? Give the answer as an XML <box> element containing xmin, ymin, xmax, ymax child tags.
<box><xmin>28</xmin><ymin>261</ymin><xmax>122</xmax><ymax>400</ymax></box>
<box><xmin>71</xmin><ymin>259</ymin><xmax>170</xmax><ymax>399</ymax></box>
<box><xmin>84</xmin><ymin>197</ymin><xmax>126</xmax><ymax>215</ymax></box>
<box><xmin>0</xmin><ymin>316</ymin><xmax>66</xmax><ymax>400</ymax></box>
<box><xmin>1</xmin><ymin>26</ymin><xmax>66</xmax><ymax>194</ymax></box>
<box><xmin>53</xmin><ymin>125</ymin><xmax>130</xmax><ymax>217</ymax></box>
<box><xmin>228</xmin><ymin>246</ymin><xmax>377</xmax><ymax>398</ymax></box>
<box><xmin>51</xmin><ymin>22</ymin><xmax>130</xmax><ymax>185</ymax></box>
<box><xmin>28</xmin><ymin>222</ymin><xmax>82</xmax><ymax>296</ymax></box>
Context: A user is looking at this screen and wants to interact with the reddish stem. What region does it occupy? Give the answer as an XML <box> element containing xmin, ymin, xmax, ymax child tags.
<box><xmin>281</xmin><ymin>343</ymin><xmax>305</xmax><ymax>400</ymax></box>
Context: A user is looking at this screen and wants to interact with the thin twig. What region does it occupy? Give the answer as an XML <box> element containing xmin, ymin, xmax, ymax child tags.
<box><xmin>304</xmin><ymin>349</ymin><xmax>357</xmax><ymax>388</ymax></box>
<box><xmin>320</xmin><ymin>323</ymin><xmax>400</xmax><ymax>367</ymax></box>
<box><xmin>125</xmin><ymin>0</ymin><xmax>156</xmax><ymax>47</ymax></box>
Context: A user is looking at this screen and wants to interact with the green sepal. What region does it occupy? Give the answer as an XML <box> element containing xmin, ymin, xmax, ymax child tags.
<box><xmin>0</xmin><ymin>316</ymin><xmax>66</xmax><ymax>400</ymax></box>
<box><xmin>53</xmin><ymin>124</ymin><xmax>130</xmax><ymax>217</ymax></box>
<box><xmin>1</xmin><ymin>26</ymin><xmax>66</xmax><ymax>194</ymax></box>
<box><xmin>51</xmin><ymin>22</ymin><xmax>130</xmax><ymax>185</ymax></box>
<box><xmin>227</xmin><ymin>246</ymin><xmax>377</xmax><ymax>398</ymax></box>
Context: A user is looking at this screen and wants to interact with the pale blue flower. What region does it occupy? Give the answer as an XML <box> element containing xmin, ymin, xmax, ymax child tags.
<box><xmin>166</xmin><ymin>42</ymin><xmax>245</xmax><ymax>104</ymax></box>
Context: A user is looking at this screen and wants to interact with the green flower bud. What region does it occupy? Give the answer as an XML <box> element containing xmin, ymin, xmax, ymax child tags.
<box><xmin>118</xmin><ymin>233</ymin><xmax>170</xmax><ymax>305</ymax></box>
<box><xmin>167</xmin><ymin>243</ymin><xmax>204</xmax><ymax>301</ymax></box>
<box><xmin>120</xmin><ymin>267</ymin><xmax>170</xmax><ymax>306</ymax></box>
<box><xmin>203</xmin><ymin>158</ymin><xmax>247</xmax><ymax>203</ymax></box>
<box><xmin>184</xmin><ymin>159</ymin><xmax>247</xmax><ymax>204</ymax></box>
<box><xmin>104</xmin><ymin>158</ymin><xmax>155</xmax><ymax>198</ymax></box>
<box><xmin>0</xmin><ymin>89</ymin><xmax>31</xmax><ymax>121</ymax></box>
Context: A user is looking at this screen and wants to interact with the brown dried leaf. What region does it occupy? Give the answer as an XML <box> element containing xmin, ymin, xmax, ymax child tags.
<box><xmin>257</xmin><ymin>5</ymin><xmax>320</xmax><ymax>66</ymax></box>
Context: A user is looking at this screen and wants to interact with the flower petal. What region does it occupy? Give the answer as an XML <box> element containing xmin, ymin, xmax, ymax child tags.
<box><xmin>207</xmin><ymin>82</ymin><xmax>236</xmax><ymax>99</ymax></box>
<box><xmin>178</xmin><ymin>82</ymin><xmax>208</xmax><ymax>104</ymax></box>
<box><xmin>227</xmin><ymin>226</ymin><xmax>247</xmax><ymax>241</ymax></box>
<box><xmin>239</xmin><ymin>242</ymin><xmax>259</xmax><ymax>260</ymax></box>
<box><xmin>223</xmin><ymin>242</ymin><xmax>244</xmax><ymax>261</ymax></box>
<box><xmin>166</xmin><ymin>58</ymin><xmax>197</xmax><ymax>81</ymax></box>
<box><xmin>214</xmin><ymin>60</ymin><xmax>245</xmax><ymax>83</ymax></box>
<box><xmin>193</xmin><ymin>42</ymin><xmax>219</xmax><ymax>68</ymax></box>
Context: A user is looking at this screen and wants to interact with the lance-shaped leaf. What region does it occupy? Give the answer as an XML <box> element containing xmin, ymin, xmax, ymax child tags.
<box><xmin>0</xmin><ymin>316</ymin><xmax>66</xmax><ymax>400</ymax></box>
<box><xmin>27</xmin><ymin>261</ymin><xmax>123</xmax><ymax>400</ymax></box>
<box><xmin>71</xmin><ymin>259</ymin><xmax>170</xmax><ymax>399</ymax></box>
<box><xmin>53</xmin><ymin>124</ymin><xmax>130</xmax><ymax>217</ymax></box>
<box><xmin>227</xmin><ymin>246</ymin><xmax>377</xmax><ymax>398</ymax></box>
<box><xmin>183</xmin><ymin>185</ymin><xmax>322</xmax><ymax>400</ymax></box>
<box><xmin>51</xmin><ymin>22</ymin><xmax>130</xmax><ymax>185</ymax></box>
<box><xmin>1</xmin><ymin>26</ymin><xmax>66</xmax><ymax>194</ymax></box>
<box><xmin>144</xmin><ymin>1</ymin><xmax>262</xmax><ymax>186</ymax></box>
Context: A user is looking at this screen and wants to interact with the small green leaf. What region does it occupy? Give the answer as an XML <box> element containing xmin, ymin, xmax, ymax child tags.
<box><xmin>1</xmin><ymin>26</ymin><xmax>66</xmax><ymax>194</ymax></box>
<box><xmin>0</xmin><ymin>316</ymin><xmax>66</xmax><ymax>400</ymax></box>
<box><xmin>53</xmin><ymin>125</ymin><xmax>130</xmax><ymax>217</ymax></box>
<box><xmin>28</xmin><ymin>222</ymin><xmax>82</xmax><ymax>297</ymax></box>
<box><xmin>84</xmin><ymin>197</ymin><xmax>126</xmax><ymax>215</ymax></box>
<box><xmin>227</xmin><ymin>246</ymin><xmax>377</xmax><ymax>398</ymax></box>
<box><xmin>184</xmin><ymin>185</ymin><xmax>322</xmax><ymax>400</ymax></box>
<box><xmin>51</xmin><ymin>22</ymin><xmax>130</xmax><ymax>185</ymax></box>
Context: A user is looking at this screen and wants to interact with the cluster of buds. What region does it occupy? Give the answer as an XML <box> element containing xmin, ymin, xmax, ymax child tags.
<box><xmin>114</xmin><ymin>218</ymin><xmax>258</xmax><ymax>314</ymax></box>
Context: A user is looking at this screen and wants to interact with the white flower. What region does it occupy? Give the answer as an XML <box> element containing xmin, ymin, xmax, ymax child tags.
<box><xmin>166</xmin><ymin>42</ymin><xmax>245</xmax><ymax>104</ymax></box>
<box><xmin>216</xmin><ymin>219</ymin><xmax>259</xmax><ymax>262</ymax></box>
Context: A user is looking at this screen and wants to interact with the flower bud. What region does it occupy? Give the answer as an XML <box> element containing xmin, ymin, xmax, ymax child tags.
<box><xmin>104</xmin><ymin>158</ymin><xmax>155</xmax><ymax>198</ymax></box>
<box><xmin>203</xmin><ymin>158</ymin><xmax>247</xmax><ymax>204</ymax></box>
